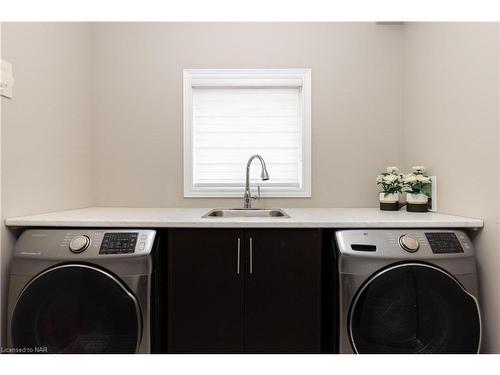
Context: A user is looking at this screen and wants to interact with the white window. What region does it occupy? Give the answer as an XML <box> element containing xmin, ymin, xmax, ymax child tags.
<box><xmin>183</xmin><ymin>69</ymin><xmax>311</xmax><ymax>198</ymax></box>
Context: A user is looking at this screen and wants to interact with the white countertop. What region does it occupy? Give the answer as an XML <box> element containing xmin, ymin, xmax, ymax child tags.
<box><xmin>4</xmin><ymin>207</ymin><xmax>484</xmax><ymax>229</ymax></box>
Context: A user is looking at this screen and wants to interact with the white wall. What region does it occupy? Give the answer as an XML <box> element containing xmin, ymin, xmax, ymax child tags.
<box><xmin>402</xmin><ymin>22</ymin><xmax>500</xmax><ymax>352</ymax></box>
<box><xmin>92</xmin><ymin>22</ymin><xmax>403</xmax><ymax>208</ymax></box>
<box><xmin>0</xmin><ymin>22</ymin><xmax>94</xmax><ymax>345</ymax></box>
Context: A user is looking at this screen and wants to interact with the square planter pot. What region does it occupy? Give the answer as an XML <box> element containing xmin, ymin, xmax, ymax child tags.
<box><xmin>379</xmin><ymin>193</ymin><xmax>400</xmax><ymax>211</ymax></box>
<box><xmin>406</xmin><ymin>193</ymin><xmax>429</xmax><ymax>212</ymax></box>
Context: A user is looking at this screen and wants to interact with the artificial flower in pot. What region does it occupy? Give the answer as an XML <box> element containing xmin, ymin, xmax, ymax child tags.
<box><xmin>376</xmin><ymin>166</ymin><xmax>403</xmax><ymax>211</ymax></box>
<box><xmin>403</xmin><ymin>166</ymin><xmax>431</xmax><ymax>212</ymax></box>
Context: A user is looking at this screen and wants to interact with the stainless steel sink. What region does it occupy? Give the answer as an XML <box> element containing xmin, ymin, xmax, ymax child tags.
<box><xmin>202</xmin><ymin>208</ymin><xmax>290</xmax><ymax>218</ymax></box>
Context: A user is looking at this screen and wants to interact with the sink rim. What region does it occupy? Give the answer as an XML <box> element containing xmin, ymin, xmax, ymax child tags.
<box><xmin>202</xmin><ymin>208</ymin><xmax>291</xmax><ymax>218</ymax></box>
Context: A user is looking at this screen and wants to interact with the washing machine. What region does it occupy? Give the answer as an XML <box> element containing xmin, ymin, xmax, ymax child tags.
<box><xmin>336</xmin><ymin>229</ymin><xmax>481</xmax><ymax>354</ymax></box>
<box><xmin>7</xmin><ymin>229</ymin><xmax>156</xmax><ymax>354</ymax></box>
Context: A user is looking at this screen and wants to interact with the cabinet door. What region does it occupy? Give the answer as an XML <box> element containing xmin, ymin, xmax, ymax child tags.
<box><xmin>167</xmin><ymin>229</ymin><xmax>245</xmax><ymax>353</ymax></box>
<box><xmin>244</xmin><ymin>229</ymin><xmax>322</xmax><ymax>353</ymax></box>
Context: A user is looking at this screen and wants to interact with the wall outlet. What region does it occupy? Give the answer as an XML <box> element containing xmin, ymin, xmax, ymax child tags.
<box><xmin>429</xmin><ymin>176</ymin><xmax>437</xmax><ymax>212</ymax></box>
<box><xmin>1</xmin><ymin>59</ymin><xmax>15</xmax><ymax>99</ymax></box>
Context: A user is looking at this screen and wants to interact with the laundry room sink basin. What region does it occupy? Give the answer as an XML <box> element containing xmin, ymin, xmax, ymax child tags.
<box><xmin>202</xmin><ymin>208</ymin><xmax>290</xmax><ymax>218</ymax></box>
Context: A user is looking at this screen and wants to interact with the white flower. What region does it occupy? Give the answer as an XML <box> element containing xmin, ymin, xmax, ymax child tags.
<box><xmin>376</xmin><ymin>175</ymin><xmax>384</xmax><ymax>183</ymax></box>
<box><xmin>383</xmin><ymin>174</ymin><xmax>399</xmax><ymax>183</ymax></box>
<box><xmin>386</xmin><ymin>166</ymin><xmax>399</xmax><ymax>174</ymax></box>
<box><xmin>403</xmin><ymin>174</ymin><xmax>417</xmax><ymax>183</ymax></box>
<box><xmin>416</xmin><ymin>174</ymin><xmax>431</xmax><ymax>183</ymax></box>
<box><xmin>412</xmin><ymin>166</ymin><xmax>426</xmax><ymax>173</ymax></box>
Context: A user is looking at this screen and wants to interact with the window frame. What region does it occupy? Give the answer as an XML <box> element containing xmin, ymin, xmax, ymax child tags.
<box><xmin>183</xmin><ymin>69</ymin><xmax>311</xmax><ymax>198</ymax></box>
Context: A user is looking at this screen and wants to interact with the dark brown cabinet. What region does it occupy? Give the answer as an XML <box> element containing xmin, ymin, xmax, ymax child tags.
<box><xmin>167</xmin><ymin>228</ymin><xmax>322</xmax><ymax>353</ymax></box>
<box><xmin>244</xmin><ymin>229</ymin><xmax>322</xmax><ymax>353</ymax></box>
<box><xmin>167</xmin><ymin>229</ymin><xmax>245</xmax><ymax>353</ymax></box>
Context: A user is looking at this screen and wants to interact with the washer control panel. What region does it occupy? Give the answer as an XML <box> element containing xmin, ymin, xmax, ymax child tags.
<box><xmin>335</xmin><ymin>229</ymin><xmax>474</xmax><ymax>259</ymax></box>
<box><xmin>425</xmin><ymin>232</ymin><xmax>463</xmax><ymax>254</ymax></box>
<box><xmin>398</xmin><ymin>234</ymin><xmax>420</xmax><ymax>253</ymax></box>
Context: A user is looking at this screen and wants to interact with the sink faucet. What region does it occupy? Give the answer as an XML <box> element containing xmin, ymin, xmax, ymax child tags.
<box><xmin>244</xmin><ymin>155</ymin><xmax>269</xmax><ymax>209</ymax></box>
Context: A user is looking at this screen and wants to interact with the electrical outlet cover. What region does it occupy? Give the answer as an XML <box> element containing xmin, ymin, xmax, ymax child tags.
<box><xmin>1</xmin><ymin>59</ymin><xmax>15</xmax><ymax>99</ymax></box>
<box><xmin>429</xmin><ymin>176</ymin><xmax>437</xmax><ymax>212</ymax></box>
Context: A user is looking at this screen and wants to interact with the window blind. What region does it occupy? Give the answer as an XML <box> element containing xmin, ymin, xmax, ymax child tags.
<box><xmin>192</xmin><ymin>87</ymin><xmax>302</xmax><ymax>188</ymax></box>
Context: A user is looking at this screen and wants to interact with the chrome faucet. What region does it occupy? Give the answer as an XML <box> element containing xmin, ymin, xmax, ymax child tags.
<box><xmin>243</xmin><ymin>155</ymin><xmax>269</xmax><ymax>209</ymax></box>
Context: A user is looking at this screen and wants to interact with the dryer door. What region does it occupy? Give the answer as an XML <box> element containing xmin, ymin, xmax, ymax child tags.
<box><xmin>11</xmin><ymin>264</ymin><xmax>141</xmax><ymax>353</ymax></box>
<box><xmin>349</xmin><ymin>263</ymin><xmax>481</xmax><ymax>354</ymax></box>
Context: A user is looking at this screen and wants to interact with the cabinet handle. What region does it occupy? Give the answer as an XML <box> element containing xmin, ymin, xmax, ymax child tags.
<box><xmin>249</xmin><ymin>237</ymin><xmax>253</xmax><ymax>274</ymax></box>
<box><xmin>237</xmin><ymin>238</ymin><xmax>241</xmax><ymax>275</ymax></box>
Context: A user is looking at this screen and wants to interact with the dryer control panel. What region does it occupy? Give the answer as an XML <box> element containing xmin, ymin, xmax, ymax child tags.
<box><xmin>99</xmin><ymin>232</ymin><xmax>138</xmax><ymax>254</ymax></box>
<box><xmin>14</xmin><ymin>229</ymin><xmax>156</xmax><ymax>260</ymax></box>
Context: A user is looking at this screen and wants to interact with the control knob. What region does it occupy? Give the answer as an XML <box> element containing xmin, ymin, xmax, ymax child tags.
<box><xmin>69</xmin><ymin>235</ymin><xmax>90</xmax><ymax>253</ymax></box>
<box><xmin>399</xmin><ymin>234</ymin><xmax>419</xmax><ymax>253</ymax></box>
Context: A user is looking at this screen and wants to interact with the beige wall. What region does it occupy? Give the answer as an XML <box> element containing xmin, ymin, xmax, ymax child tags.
<box><xmin>1</xmin><ymin>22</ymin><xmax>500</xmax><ymax>352</ymax></box>
<box><xmin>0</xmin><ymin>22</ymin><xmax>94</xmax><ymax>344</ymax></box>
<box><xmin>402</xmin><ymin>22</ymin><xmax>500</xmax><ymax>352</ymax></box>
<box><xmin>0</xmin><ymin>22</ymin><xmax>3</xmax><ymax>347</ymax></box>
<box><xmin>92</xmin><ymin>22</ymin><xmax>403</xmax><ymax>208</ymax></box>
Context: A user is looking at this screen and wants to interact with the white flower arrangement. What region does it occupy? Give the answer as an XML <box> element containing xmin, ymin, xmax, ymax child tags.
<box><xmin>403</xmin><ymin>166</ymin><xmax>431</xmax><ymax>196</ymax></box>
<box><xmin>377</xmin><ymin>167</ymin><xmax>403</xmax><ymax>195</ymax></box>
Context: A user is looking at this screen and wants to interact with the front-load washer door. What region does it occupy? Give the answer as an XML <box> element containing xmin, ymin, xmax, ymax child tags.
<box><xmin>11</xmin><ymin>264</ymin><xmax>142</xmax><ymax>354</ymax></box>
<box><xmin>349</xmin><ymin>263</ymin><xmax>481</xmax><ymax>354</ymax></box>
